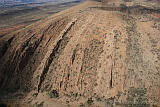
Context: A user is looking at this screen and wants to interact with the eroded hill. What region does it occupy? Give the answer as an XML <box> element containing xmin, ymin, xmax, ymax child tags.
<box><xmin>0</xmin><ymin>0</ymin><xmax>160</xmax><ymax>107</ymax></box>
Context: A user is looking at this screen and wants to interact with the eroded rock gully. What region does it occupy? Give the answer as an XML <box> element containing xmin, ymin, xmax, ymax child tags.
<box><xmin>0</xmin><ymin>0</ymin><xmax>159</xmax><ymax>107</ymax></box>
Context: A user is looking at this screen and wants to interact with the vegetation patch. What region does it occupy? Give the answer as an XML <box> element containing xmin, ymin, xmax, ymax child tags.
<box><xmin>87</xmin><ymin>97</ymin><xmax>94</xmax><ymax>106</ymax></box>
<box><xmin>0</xmin><ymin>103</ymin><xmax>7</xmax><ymax>107</ymax></box>
<box><xmin>48</xmin><ymin>90</ymin><xmax>59</xmax><ymax>98</ymax></box>
<box><xmin>72</xmin><ymin>93</ymin><xmax>78</xmax><ymax>98</ymax></box>
<box><xmin>125</xmin><ymin>87</ymin><xmax>149</xmax><ymax>107</ymax></box>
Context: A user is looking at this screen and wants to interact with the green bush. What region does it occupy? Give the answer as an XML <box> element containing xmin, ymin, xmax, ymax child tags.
<box><xmin>87</xmin><ymin>98</ymin><xmax>94</xmax><ymax>105</ymax></box>
<box><xmin>49</xmin><ymin>90</ymin><xmax>59</xmax><ymax>98</ymax></box>
<box><xmin>72</xmin><ymin>93</ymin><xmax>78</xmax><ymax>98</ymax></box>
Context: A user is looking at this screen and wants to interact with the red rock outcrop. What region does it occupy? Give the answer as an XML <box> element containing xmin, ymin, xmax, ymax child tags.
<box><xmin>0</xmin><ymin>0</ymin><xmax>159</xmax><ymax>106</ymax></box>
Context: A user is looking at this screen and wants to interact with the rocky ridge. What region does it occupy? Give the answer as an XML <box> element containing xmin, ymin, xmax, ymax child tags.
<box><xmin>0</xmin><ymin>0</ymin><xmax>159</xmax><ymax>106</ymax></box>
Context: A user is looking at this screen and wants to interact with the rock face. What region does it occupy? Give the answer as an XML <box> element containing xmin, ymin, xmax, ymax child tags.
<box><xmin>0</xmin><ymin>0</ymin><xmax>160</xmax><ymax>106</ymax></box>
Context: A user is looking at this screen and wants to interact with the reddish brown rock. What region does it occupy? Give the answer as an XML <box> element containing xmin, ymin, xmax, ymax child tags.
<box><xmin>0</xmin><ymin>0</ymin><xmax>159</xmax><ymax>106</ymax></box>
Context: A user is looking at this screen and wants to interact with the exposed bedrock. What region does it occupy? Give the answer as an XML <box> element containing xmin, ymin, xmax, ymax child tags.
<box><xmin>0</xmin><ymin>0</ymin><xmax>159</xmax><ymax>106</ymax></box>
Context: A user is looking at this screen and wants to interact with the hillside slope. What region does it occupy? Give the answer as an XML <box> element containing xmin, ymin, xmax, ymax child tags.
<box><xmin>0</xmin><ymin>0</ymin><xmax>160</xmax><ymax>106</ymax></box>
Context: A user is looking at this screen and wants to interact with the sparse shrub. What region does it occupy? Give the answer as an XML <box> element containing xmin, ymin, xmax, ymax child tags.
<box><xmin>116</xmin><ymin>91</ymin><xmax>122</xmax><ymax>98</ymax></box>
<box><xmin>32</xmin><ymin>93</ymin><xmax>38</xmax><ymax>97</ymax></box>
<box><xmin>72</xmin><ymin>93</ymin><xmax>78</xmax><ymax>98</ymax></box>
<box><xmin>79</xmin><ymin>103</ymin><xmax>85</xmax><ymax>107</ymax></box>
<box><xmin>35</xmin><ymin>101</ymin><xmax>44</xmax><ymax>107</ymax></box>
<box><xmin>49</xmin><ymin>90</ymin><xmax>59</xmax><ymax>98</ymax></box>
<box><xmin>87</xmin><ymin>97</ymin><xmax>94</xmax><ymax>105</ymax></box>
<box><xmin>120</xmin><ymin>4</ymin><xmax>128</xmax><ymax>12</ymax></box>
<box><xmin>95</xmin><ymin>96</ymin><xmax>102</xmax><ymax>102</ymax></box>
<box><xmin>105</xmin><ymin>97</ymin><xmax>115</xmax><ymax>106</ymax></box>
